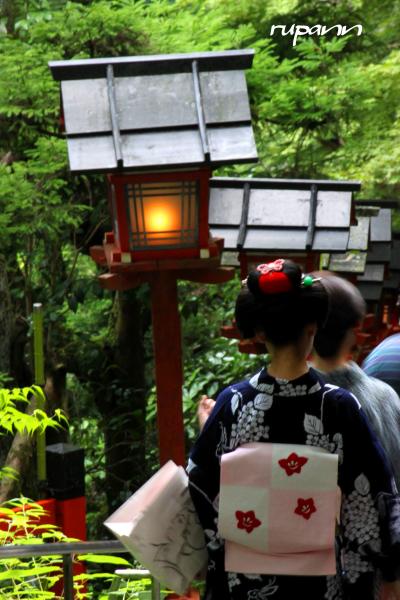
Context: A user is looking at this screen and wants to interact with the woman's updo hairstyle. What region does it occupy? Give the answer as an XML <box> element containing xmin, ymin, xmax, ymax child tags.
<box><xmin>235</xmin><ymin>259</ymin><xmax>329</xmax><ymax>347</ymax></box>
<box><xmin>312</xmin><ymin>272</ymin><xmax>366</xmax><ymax>358</ymax></box>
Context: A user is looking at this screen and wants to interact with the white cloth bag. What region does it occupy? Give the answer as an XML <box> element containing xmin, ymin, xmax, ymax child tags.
<box><xmin>104</xmin><ymin>460</ymin><xmax>207</xmax><ymax>594</ymax></box>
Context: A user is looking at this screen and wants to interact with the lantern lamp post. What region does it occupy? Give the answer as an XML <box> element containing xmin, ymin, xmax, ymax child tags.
<box><xmin>49</xmin><ymin>50</ymin><xmax>257</xmax><ymax>466</ymax></box>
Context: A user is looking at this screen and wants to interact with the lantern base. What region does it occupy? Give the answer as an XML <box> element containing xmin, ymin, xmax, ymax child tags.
<box><xmin>90</xmin><ymin>236</ymin><xmax>225</xmax><ymax>274</ymax></box>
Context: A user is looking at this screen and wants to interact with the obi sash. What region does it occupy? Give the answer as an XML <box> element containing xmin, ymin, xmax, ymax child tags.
<box><xmin>219</xmin><ymin>442</ymin><xmax>340</xmax><ymax>576</ymax></box>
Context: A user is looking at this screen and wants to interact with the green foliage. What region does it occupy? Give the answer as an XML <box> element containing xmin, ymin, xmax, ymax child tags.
<box><xmin>27</xmin><ymin>1</ymin><xmax>148</xmax><ymax>59</ymax></box>
<box><xmin>146</xmin><ymin>279</ymin><xmax>263</xmax><ymax>443</ymax></box>
<box><xmin>0</xmin><ymin>497</ymin><xmax>65</xmax><ymax>599</ymax></box>
<box><xmin>0</xmin><ymin>496</ymin><xmax>142</xmax><ymax>599</ymax></box>
<box><xmin>1</xmin><ymin>0</ymin><xmax>400</xmax><ymax>565</ymax></box>
<box><xmin>0</xmin><ymin>386</ymin><xmax>66</xmax><ymax>440</ymax></box>
<box><xmin>0</xmin><ymin>384</ymin><xmax>70</xmax><ymax>599</ymax></box>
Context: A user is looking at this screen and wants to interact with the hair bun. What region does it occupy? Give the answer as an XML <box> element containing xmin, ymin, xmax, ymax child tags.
<box><xmin>247</xmin><ymin>259</ymin><xmax>295</xmax><ymax>296</ymax></box>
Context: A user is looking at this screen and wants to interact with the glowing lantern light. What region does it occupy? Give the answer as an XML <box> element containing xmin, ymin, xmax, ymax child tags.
<box><xmin>107</xmin><ymin>170</ymin><xmax>211</xmax><ymax>262</ymax></box>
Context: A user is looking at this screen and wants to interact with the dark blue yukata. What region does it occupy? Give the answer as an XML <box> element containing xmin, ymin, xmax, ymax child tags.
<box><xmin>188</xmin><ymin>367</ymin><xmax>400</xmax><ymax>600</ymax></box>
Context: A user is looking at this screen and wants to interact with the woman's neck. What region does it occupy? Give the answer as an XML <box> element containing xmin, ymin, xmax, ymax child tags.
<box><xmin>267</xmin><ymin>347</ymin><xmax>309</xmax><ymax>381</ymax></box>
<box><xmin>311</xmin><ymin>353</ymin><xmax>345</xmax><ymax>373</ymax></box>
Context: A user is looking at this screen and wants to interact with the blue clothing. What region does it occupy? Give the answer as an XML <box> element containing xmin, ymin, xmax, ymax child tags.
<box><xmin>188</xmin><ymin>367</ymin><xmax>400</xmax><ymax>600</ymax></box>
<box><xmin>363</xmin><ymin>334</ymin><xmax>400</xmax><ymax>396</ymax></box>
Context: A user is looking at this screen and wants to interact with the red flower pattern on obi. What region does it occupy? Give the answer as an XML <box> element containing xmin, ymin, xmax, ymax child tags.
<box><xmin>294</xmin><ymin>498</ymin><xmax>317</xmax><ymax>520</ymax></box>
<box><xmin>235</xmin><ymin>510</ymin><xmax>262</xmax><ymax>533</ymax></box>
<box><xmin>278</xmin><ymin>452</ymin><xmax>308</xmax><ymax>476</ymax></box>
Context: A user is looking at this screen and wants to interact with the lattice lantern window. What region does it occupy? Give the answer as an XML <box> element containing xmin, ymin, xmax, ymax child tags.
<box><xmin>107</xmin><ymin>170</ymin><xmax>211</xmax><ymax>261</ymax></box>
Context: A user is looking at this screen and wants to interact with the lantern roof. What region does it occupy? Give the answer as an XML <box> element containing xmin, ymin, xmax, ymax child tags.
<box><xmin>358</xmin><ymin>263</ymin><xmax>386</xmax><ymax>283</ymax></box>
<box><xmin>209</xmin><ymin>177</ymin><xmax>360</xmax><ymax>253</ymax></box>
<box><xmin>366</xmin><ymin>242</ymin><xmax>392</xmax><ymax>264</ymax></box>
<box><xmin>326</xmin><ymin>252</ymin><xmax>367</xmax><ymax>275</ymax></box>
<box><xmin>324</xmin><ymin>206</ymin><xmax>372</xmax><ymax>275</ymax></box>
<box><xmin>49</xmin><ymin>50</ymin><xmax>257</xmax><ymax>173</ymax></box>
<box><xmin>369</xmin><ymin>207</ymin><xmax>392</xmax><ymax>243</ymax></box>
<box><xmin>384</xmin><ymin>272</ymin><xmax>400</xmax><ymax>291</ymax></box>
<box><xmin>390</xmin><ymin>239</ymin><xmax>400</xmax><ymax>271</ymax></box>
<box><xmin>348</xmin><ymin>215</ymin><xmax>370</xmax><ymax>251</ymax></box>
<box><xmin>383</xmin><ymin>239</ymin><xmax>400</xmax><ymax>291</ymax></box>
<box><xmin>357</xmin><ymin>263</ymin><xmax>386</xmax><ymax>302</ymax></box>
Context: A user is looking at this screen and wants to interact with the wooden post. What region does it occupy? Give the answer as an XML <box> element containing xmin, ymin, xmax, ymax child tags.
<box><xmin>150</xmin><ymin>271</ymin><xmax>185</xmax><ymax>466</ymax></box>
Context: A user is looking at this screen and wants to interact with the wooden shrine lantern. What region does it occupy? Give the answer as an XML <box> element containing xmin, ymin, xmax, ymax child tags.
<box><xmin>324</xmin><ymin>203</ymin><xmax>396</xmax><ymax>360</ymax></box>
<box><xmin>322</xmin><ymin>206</ymin><xmax>372</xmax><ymax>282</ymax></box>
<box><xmin>49</xmin><ymin>50</ymin><xmax>258</xmax><ymax>466</ymax></box>
<box><xmin>105</xmin><ymin>169</ymin><xmax>214</xmax><ymax>266</ymax></box>
<box><xmin>209</xmin><ymin>177</ymin><xmax>361</xmax><ymax>354</ymax></box>
<box><xmin>355</xmin><ymin>206</ymin><xmax>392</xmax><ymax>316</ymax></box>
<box><xmin>209</xmin><ymin>177</ymin><xmax>360</xmax><ymax>278</ymax></box>
<box><xmin>383</xmin><ymin>237</ymin><xmax>400</xmax><ymax>329</ymax></box>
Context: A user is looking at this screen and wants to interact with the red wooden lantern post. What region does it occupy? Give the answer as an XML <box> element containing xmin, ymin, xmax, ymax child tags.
<box><xmin>49</xmin><ymin>50</ymin><xmax>258</xmax><ymax>466</ymax></box>
<box><xmin>97</xmin><ymin>168</ymin><xmax>224</xmax><ymax>465</ymax></box>
<box><xmin>91</xmin><ymin>166</ymin><xmax>239</xmax><ymax>465</ymax></box>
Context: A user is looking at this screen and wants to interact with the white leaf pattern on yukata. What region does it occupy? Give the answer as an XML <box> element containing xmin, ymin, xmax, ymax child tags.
<box><xmin>212</xmin><ymin>495</ymin><xmax>219</xmax><ymax>512</ymax></box>
<box><xmin>243</xmin><ymin>574</ymin><xmax>263</xmax><ymax>580</ymax></box>
<box><xmin>304</xmin><ymin>414</ymin><xmax>324</xmax><ymax>435</ymax></box>
<box><xmin>308</xmin><ymin>382</ymin><xmax>322</xmax><ymax>394</ymax></box>
<box><xmin>254</xmin><ymin>393</ymin><xmax>273</xmax><ymax>411</ymax></box>
<box><xmin>249</xmin><ymin>371</ymin><xmax>263</xmax><ymax>389</ymax></box>
<box><xmin>354</xmin><ymin>473</ymin><xmax>370</xmax><ymax>496</ymax></box>
<box><xmin>231</xmin><ymin>392</ymin><xmax>241</xmax><ymax>415</ymax></box>
<box><xmin>204</xmin><ymin>528</ymin><xmax>223</xmax><ymax>551</ymax></box>
<box><xmin>247</xmin><ymin>578</ymin><xmax>279</xmax><ymax>598</ymax></box>
<box><xmin>186</xmin><ymin>458</ymin><xmax>196</xmax><ymax>474</ymax></box>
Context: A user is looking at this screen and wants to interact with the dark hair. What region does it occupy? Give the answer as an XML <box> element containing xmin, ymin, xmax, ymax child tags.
<box><xmin>235</xmin><ymin>260</ymin><xmax>328</xmax><ymax>347</ymax></box>
<box><xmin>313</xmin><ymin>273</ymin><xmax>366</xmax><ymax>358</ymax></box>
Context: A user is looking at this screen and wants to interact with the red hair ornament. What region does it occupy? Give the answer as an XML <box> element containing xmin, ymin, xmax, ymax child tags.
<box><xmin>256</xmin><ymin>260</ymin><xmax>293</xmax><ymax>295</ymax></box>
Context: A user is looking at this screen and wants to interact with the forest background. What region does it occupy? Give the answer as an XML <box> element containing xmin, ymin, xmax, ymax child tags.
<box><xmin>0</xmin><ymin>0</ymin><xmax>399</xmax><ymax>539</ymax></box>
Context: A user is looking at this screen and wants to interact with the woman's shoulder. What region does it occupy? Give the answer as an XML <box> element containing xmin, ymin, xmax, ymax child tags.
<box><xmin>213</xmin><ymin>369</ymin><xmax>271</xmax><ymax>414</ymax></box>
<box><xmin>216</xmin><ymin>371</ymin><xmax>263</xmax><ymax>402</ymax></box>
<box><xmin>319</xmin><ymin>377</ymin><xmax>364</xmax><ymax>422</ymax></box>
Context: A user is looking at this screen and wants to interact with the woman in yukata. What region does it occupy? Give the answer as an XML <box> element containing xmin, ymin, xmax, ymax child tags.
<box><xmin>188</xmin><ymin>259</ymin><xmax>400</xmax><ymax>600</ymax></box>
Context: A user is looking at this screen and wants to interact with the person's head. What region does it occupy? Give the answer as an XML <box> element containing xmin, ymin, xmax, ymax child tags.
<box><xmin>235</xmin><ymin>259</ymin><xmax>328</xmax><ymax>358</ymax></box>
<box><xmin>312</xmin><ymin>272</ymin><xmax>366</xmax><ymax>362</ymax></box>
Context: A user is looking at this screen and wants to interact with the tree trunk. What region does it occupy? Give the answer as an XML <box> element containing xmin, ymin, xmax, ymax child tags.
<box><xmin>0</xmin><ymin>0</ymin><xmax>19</xmax><ymax>35</ymax></box>
<box><xmin>10</xmin><ymin>316</ymin><xmax>31</xmax><ymax>386</ymax></box>
<box><xmin>0</xmin><ymin>255</ymin><xmax>12</xmax><ymax>375</ymax></box>
<box><xmin>94</xmin><ymin>288</ymin><xmax>149</xmax><ymax>513</ymax></box>
<box><xmin>44</xmin><ymin>364</ymin><xmax>68</xmax><ymax>445</ymax></box>
<box><xmin>0</xmin><ymin>397</ymin><xmax>36</xmax><ymax>503</ymax></box>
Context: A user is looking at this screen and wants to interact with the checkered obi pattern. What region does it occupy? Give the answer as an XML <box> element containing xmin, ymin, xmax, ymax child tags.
<box><xmin>219</xmin><ymin>442</ymin><xmax>340</xmax><ymax>576</ymax></box>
